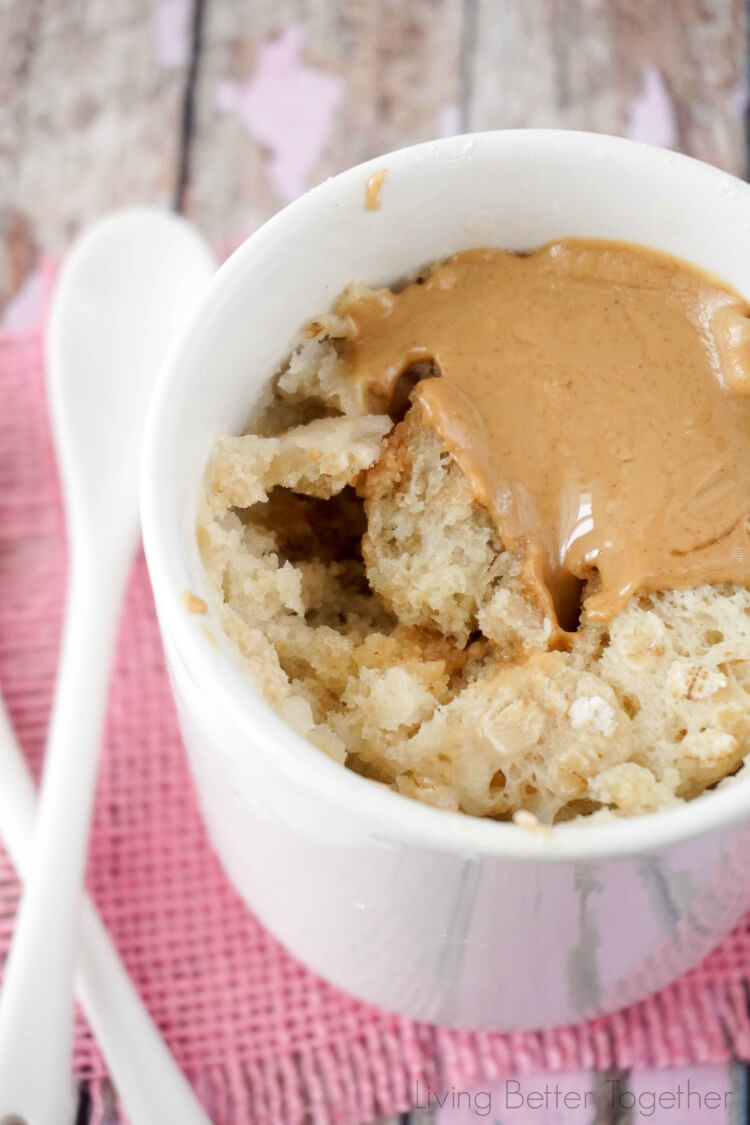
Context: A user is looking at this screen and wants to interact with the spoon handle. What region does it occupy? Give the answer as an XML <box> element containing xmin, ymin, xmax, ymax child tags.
<box><xmin>0</xmin><ymin>693</ymin><xmax>211</xmax><ymax>1125</ymax></box>
<box><xmin>0</xmin><ymin>548</ymin><xmax>157</xmax><ymax>1124</ymax></box>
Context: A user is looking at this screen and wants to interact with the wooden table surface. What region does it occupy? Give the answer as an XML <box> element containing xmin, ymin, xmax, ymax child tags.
<box><xmin>0</xmin><ymin>0</ymin><xmax>747</xmax><ymax>311</ymax></box>
<box><xmin>1</xmin><ymin>2</ymin><xmax>749</xmax><ymax>1123</ymax></box>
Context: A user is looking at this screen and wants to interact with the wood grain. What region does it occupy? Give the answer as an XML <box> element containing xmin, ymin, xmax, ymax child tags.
<box><xmin>185</xmin><ymin>0</ymin><xmax>462</xmax><ymax>240</ymax></box>
<box><xmin>1</xmin><ymin>0</ymin><xmax>746</xmax><ymax>302</ymax></box>
<box><xmin>185</xmin><ymin>0</ymin><xmax>747</xmax><ymax>243</ymax></box>
<box><xmin>0</xmin><ymin>0</ymin><xmax>189</xmax><ymax>304</ymax></box>
<box><xmin>620</xmin><ymin>0</ymin><xmax>746</xmax><ymax>173</ymax></box>
<box><xmin>468</xmin><ymin>0</ymin><xmax>746</xmax><ymax>175</ymax></box>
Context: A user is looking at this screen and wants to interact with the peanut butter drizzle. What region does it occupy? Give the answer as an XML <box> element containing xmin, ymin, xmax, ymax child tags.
<box><xmin>365</xmin><ymin>169</ymin><xmax>387</xmax><ymax>211</ymax></box>
<box><xmin>340</xmin><ymin>239</ymin><xmax>750</xmax><ymax>626</ymax></box>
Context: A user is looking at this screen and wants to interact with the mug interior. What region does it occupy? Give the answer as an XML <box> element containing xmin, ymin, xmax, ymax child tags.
<box><xmin>141</xmin><ymin>129</ymin><xmax>750</xmax><ymax>860</ymax></box>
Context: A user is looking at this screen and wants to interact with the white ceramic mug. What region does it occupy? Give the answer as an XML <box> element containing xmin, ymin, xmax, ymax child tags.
<box><xmin>141</xmin><ymin>131</ymin><xmax>750</xmax><ymax>1031</ymax></box>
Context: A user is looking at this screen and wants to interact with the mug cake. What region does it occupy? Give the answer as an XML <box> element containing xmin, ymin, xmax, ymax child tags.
<box><xmin>197</xmin><ymin>238</ymin><xmax>750</xmax><ymax>826</ymax></box>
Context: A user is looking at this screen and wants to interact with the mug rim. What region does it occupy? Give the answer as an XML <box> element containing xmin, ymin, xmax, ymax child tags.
<box><xmin>141</xmin><ymin>128</ymin><xmax>750</xmax><ymax>863</ymax></box>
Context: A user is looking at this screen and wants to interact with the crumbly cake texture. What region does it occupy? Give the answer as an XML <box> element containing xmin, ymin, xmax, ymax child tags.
<box><xmin>199</xmin><ymin>310</ymin><xmax>750</xmax><ymax>825</ymax></box>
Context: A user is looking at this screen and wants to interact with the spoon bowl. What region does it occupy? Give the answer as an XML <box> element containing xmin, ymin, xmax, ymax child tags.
<box><xmin>49</xmin><ymin>208</ymin><xmax>216</xmax><ymax>544</ymax></box>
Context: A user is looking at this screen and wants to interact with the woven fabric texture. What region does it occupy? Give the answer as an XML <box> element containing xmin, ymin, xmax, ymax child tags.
<box><xmin>2</xmin><ymin>271</ymin><xmax>750</xmax><ymax>1125</ymax></box>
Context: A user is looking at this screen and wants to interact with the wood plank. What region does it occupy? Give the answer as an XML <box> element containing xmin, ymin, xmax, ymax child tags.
<box><xmin>363</xmin><ymin>1114</ymin><xmax>433</xmax><ymax>1125</ymax></box>
<box><xmin>0</xmin><ymin>0</ymin><xmax>190</xmax><ymax>305</ymax></box>
<box><xmin>467</xmin><ymin>0</ymin><xmax>746</xmax><ymax>175</ymax></box>
<box><xmin>185</xmin><ymin>0</ymin><xmax>463</xmax><ymax>241</ymax></box>
<box><xmin>621</xmin><ymin>0</ymin><xmax>746</xmax><ymax>173</ymax></box>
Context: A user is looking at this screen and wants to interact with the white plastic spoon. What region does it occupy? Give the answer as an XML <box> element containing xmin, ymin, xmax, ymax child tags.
<box><xmin>0</xmin><ymin>694</ymin><xmax>212</xmax><ymax>1125</ymax></box>
<box><xmin>0</xmin><ymin>208</ymin><xmax>215</xmax><ymax>1125</ymax></box>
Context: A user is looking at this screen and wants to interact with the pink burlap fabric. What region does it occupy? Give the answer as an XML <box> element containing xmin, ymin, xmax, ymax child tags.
<box><xmin>2</xmin><ymin>266</ymin><xmax>750</xmax><ymax>1124</ymax></box>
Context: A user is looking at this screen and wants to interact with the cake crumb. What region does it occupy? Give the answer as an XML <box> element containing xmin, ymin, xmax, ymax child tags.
<box><xmin>568</xmin><ymin>695</ymin><xmax>617</xmax><ymax>737</ymax></box>
<box><xmin>512</xmin><ymin>809</ymin><xmax>552</xmax><ymax>834</ymax></box>
<box><xmin>198</xmin><ymin>262</ymin><xmax>750</xmax><ymax>827</ymax></box>
<box><xmin>182</xmin><ymin>590</ymin><xmax>208</xmax><ymax>614</ymax></box>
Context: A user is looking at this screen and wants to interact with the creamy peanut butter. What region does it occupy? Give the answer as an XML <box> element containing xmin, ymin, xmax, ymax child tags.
<box><xmin>340</xmin><ymin>239</ymin><xmax>750</xmax><ymax>625</ymax></box>
<box><xmin>365</xmin><ymin>169</ymin><xmax>387</xmax><ymax>211</ymax></box>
